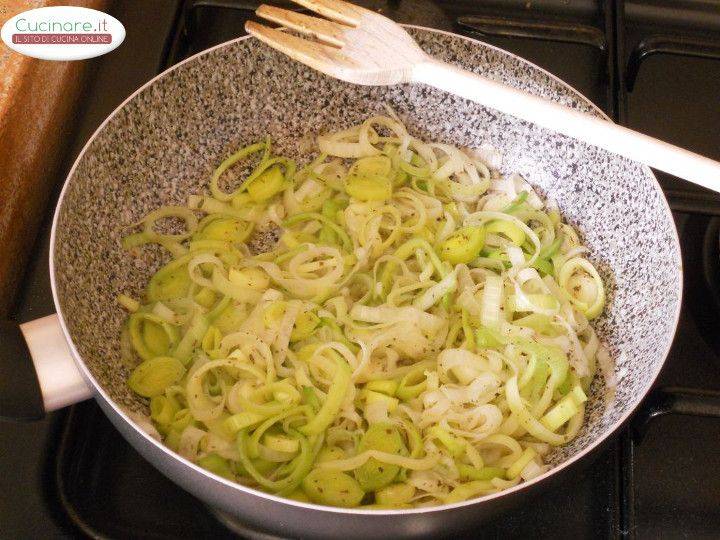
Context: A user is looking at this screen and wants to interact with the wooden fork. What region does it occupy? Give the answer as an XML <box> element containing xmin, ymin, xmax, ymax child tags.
<box><xmin>246</xmin><ymin>0</ymin><xmax>720</xmax><ymax>191</ymax></box>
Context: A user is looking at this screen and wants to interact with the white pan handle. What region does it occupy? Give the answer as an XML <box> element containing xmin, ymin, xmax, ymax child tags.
<box><xmin>20</xmin><ymin>314</ymin><xmax>93</xmax><ymax>412</ymax></box>
<box><xmin>0</xmin><ymin>314</ymin><xmax>92</xmax><ymax>421</ymax></box>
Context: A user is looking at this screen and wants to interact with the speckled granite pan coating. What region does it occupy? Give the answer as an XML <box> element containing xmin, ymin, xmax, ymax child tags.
<box><xmin>53</xmin><ymin>28</ymin><xmax>681</xmax><ymax>468</ymax></box>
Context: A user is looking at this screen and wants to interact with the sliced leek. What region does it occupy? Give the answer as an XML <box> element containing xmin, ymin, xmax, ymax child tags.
<box><xmin>122</xmin><ymin>113</ymin><xmax>612</xmax><ymax>509</ymax></box>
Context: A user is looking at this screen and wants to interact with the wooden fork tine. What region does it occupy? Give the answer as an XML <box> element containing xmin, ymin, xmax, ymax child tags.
<box><xmin>256</xmin><ymin>5</ymin><xmax>346</xmax><ymax>48</ymax></box>
<box><xmin>287</xmin><ymin>0</ymin><xmax>364</xmax><ymax>27</ymax></box>
<box><xmin>245</xmin><ymin>20</ymin><xmax>354</xmax><ymax>73</ymax></box>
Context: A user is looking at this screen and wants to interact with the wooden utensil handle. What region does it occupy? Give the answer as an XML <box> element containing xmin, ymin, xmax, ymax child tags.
<box><xmin>412</xmin><ymin>59</ymin><xmax>720</xmax><ymax>193</ymax></box>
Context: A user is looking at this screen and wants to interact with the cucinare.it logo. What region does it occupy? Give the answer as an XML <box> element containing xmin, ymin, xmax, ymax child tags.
<box><xmin>1</xmin><ymin>6</ymin><xmax>125</xmax><ymax>61</ymax></box>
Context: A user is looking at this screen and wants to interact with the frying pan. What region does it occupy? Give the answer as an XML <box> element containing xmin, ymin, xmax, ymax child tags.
<box><xmin>0</xmin><ymin>27</ymin><xmax>681</xmax><ymax>538</ymax></box>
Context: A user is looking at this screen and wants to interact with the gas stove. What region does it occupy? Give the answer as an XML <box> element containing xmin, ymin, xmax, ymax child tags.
<box><xmin>2</xmin><ymin>1</ymin><xmax>720</xmax><ymax>538</ymax></box>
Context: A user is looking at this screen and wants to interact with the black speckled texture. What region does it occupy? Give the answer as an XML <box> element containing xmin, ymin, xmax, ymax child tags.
<box><xmin>53</xmin><ymin>28</ymin><xmax>681</xmax><ymax>468</ymax></box>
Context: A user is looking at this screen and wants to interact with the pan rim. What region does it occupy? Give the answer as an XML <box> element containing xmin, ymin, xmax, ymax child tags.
<box><xmin>49</xmin><ymin>24</ymin><xmax>683</xmax><ymax>516</ymax></box>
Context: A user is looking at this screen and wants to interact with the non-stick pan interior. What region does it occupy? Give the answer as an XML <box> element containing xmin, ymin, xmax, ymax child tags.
<box><xmin>53</xmin><ymin>28</ymin><xmax>681</xmax><ymax>467</ymax></box>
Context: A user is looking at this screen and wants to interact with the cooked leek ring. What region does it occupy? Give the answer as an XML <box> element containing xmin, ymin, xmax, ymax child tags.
<box><xmin>247</xmin><ymin>166</ymin><xmax>286</xmax><ymax>202</ymax></box>
<box><xmin>439</xmin><ymin>226</ymin><xmax>486</xmax><ymax>265</ymax></box>
<box><xmin>128</xmin><ymin>313</ymin><xmax>178</xmax><ymax>361</ymax></box>
<box><xmin>195</xmin><ymin>215</ymin><xmax>254</xmax><ymax>244</ymax></box>
<box><xmin>302</xmin><ymin>469</ymin><xmax>365</xmax><ymax>507</ymax></box>
<box><xmin>210</xmin><ymin>141</ymin><xmax>267</xmax><ymax>201</ymax></box>
<box><xmin>354</xmin><ymin>422</ymin><xmax>407</xmax><ymax>491</ymax></box>
<box><xmin>150</xmin><ymin>395</ymin><xmax>180</xmax><ymax>426</ymax></box>
<box><xmin>558</xmin><ymin>257</ymin><xmax>605</xmax><ymax>319</ymax></box>
<box><xmin>129</xmin><ymin>356</ymin><xmax>185</xmax><ymax>398</ymax></box>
